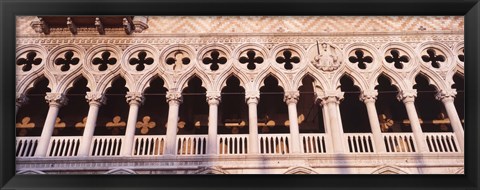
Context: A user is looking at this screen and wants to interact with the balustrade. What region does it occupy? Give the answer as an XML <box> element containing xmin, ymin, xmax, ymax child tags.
<box><xmin>16</xmin><ymin>137</ymin><xmax>39</xmax><ymax>157</ymax></box>
<box><xmin>176</xmin><ymin>135</ymin><xmax>207</xmax><ymax>155</ymax></box>
<box><xmin>424</xmin><ymin>132</ymin><xmax>459</xmax><ymax>153</ymax></box>
<box><xmin>46</xmin><ymin>136</ymin><xmax>81</xmax><ymax>157</ymax></box>
<box><xmin>133</xmin><ymin>135</ymin><xmax>166</xmax><ymax>156</ymax></box>
<box><xmin>90</xmin><ymin>136</ymin><xmax>123</xmax><ymax>156</ymax></box>
<box><xmin>382</xmin><ymin>133</ymin><xmax>416</xmax><ymax>153</ymax></box>
<box><xmin>344</xmin><ymin>133</ymin><xmax>375</xmax><ymax>153</ymax></box>
<box><xmin>218</xmin><ymin>134</ymin><xmax>248</xmax><ymax>155</ymax></box>
<box><xmin>258</xmin><ymin>134</ymin><xmax>291</xmax><ymax>154</ymax></box>
<box><xmin>300</xmin><ymin>134</ymin><xmax>327</xmax><ymax>154</ymax></box>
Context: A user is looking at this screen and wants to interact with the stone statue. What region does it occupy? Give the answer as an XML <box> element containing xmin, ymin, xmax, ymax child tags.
<box><xmin>311</xmin><ymin>42</ymin><xmax>341</xmax><ymax>71</ymax></box>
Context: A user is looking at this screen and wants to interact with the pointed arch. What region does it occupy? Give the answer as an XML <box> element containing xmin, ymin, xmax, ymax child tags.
<box><xmin>176</xmin><ymin>69</ymin><xmax>212</xmax><ymax>92</ymax></box>
<box><xmin>104</xmin><ymin>168</ymin><xmax>137</xmax><ymax>174</ymax></box>
<box><xmin>56</xmin><ymin>69</ymin><xmax>95</xmax><ymax>94</ymax></box>
<box><xmin>284</xmin><ymin>166</ymin><xmax>318</xmax><ymax>174</ymax></box>
<box><xmin>17</xmin><ymin>71</ymin><xmax>54</xmax><ymax>95</ymax></box>
<box><xmin>372</xmin><ymin>71</ymin><xmax>403</xmax><ymax>92</ymax></box>
<box><xmin>254</xmin><ymin>71</ymin><xmax>289</xmax><ymax>92</ymax></box>
<box><xmin>333</xmin><ymin>72</ymin><xmax>365</xmax><ymax>91</ymax></box>
<box><xmin>193</xmin><ymin>166</ymin><xmax>230</xmax><ymax>174</ymax></box>
<box><xmin>371</xmin><ymin>165</ymin><xmax>410</xmax><ymax>174</ymax></box>
<box><xmin>136</xmin><ymin>72</ymin><xmax>171</xmax><ymax>93</ymax></box>
<box><xmin>412</xmin><ymin>71</ymin><xmax>443</xmax><ymax>92</ymax></box>
<box><xmin>292</xmin><ymin>70</ymin><xmax>328</xmax><ymax>93</ymax></box>
<box><xmin>214</xmin><ymin>67</ymin><xmax>249</xmax><ymax>92</ymax></box>
<box><xmin>97</xmin><ymin>70</ymin><xmax>133</xmax><ymax>94</ymax></box>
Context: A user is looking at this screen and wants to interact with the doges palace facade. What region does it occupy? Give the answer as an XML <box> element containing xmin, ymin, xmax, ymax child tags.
<box><xmin>15</xmin><ymin>16</ymin><xmax>464</xmax><ymax>174</ymax></box>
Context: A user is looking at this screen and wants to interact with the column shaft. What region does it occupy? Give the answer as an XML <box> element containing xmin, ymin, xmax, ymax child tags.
<box><xmin>403</xmin><ymin>101</ymin><xmax>428</xmax><ymax>152</ymax></box>
<box><xmin>35</xmin><ymin>105</ymin><xmax>60</xmax><ymax>156</ymax></box>
<box><xmin>363</xmin><ymin>99</ymin><xmax>386</xmax><ymax>152</ymax></box>
<box><xmin>121</xmin><ymin>103</ymin><xmax>140</xmax><ymax>156</ymax></box>
<box><xmin>207</xmin><ymin>103</ymin><xmax>219</xmax><ymax>154</ymax></box>
<box><xmin>247</xmin><ymin>98</ymin><xmax>259</xmax><ymax>154</ymax></box>
<box><xmin>326</xmin><ymin>99</ymin><xmax>344</xmax><ymax>153</ymax></box>
<box><xmin>442</xmin><ymin>99</ymin><xmax>464</xmax><ymax>151</ymax></box>
<box><xmin>77</xmin><ymin>104</ymin><xmax>100</xmax><ymax>156</ymax></box>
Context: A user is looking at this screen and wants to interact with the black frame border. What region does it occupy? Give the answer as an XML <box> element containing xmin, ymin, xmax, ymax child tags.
<box><xmin>1</xmin><ymin>0</ymin><xmax>479</xmax><ymax>189</ymax></box>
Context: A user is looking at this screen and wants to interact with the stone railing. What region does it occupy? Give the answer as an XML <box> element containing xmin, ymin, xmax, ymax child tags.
<box><xmin>15</xmin><ymin>132</ymin><xmax>464</xmax><ymax>158</ymax></box>
<box><xmin>382</xmin><ymin>133</ymin><xmax>416</xmax><ymax>153</ymax></box>
<box><xmin>344</xmin><ymin>133</ymin><xmax>375</xmax><ymax>153</ymax></box>
<box><xmin>300</xmin><ymin>133</ymin><xmax>327</xmax><ymax>154</ymax></box>
<box><xmin>424</xmin><ymin>132</ymin><xmax>460</xmax><ymax>153</ymax></box>
<box><xmin>218</xmin><ymin>134</ymin><xmax>249</xmax><ymax>155</ymax></box>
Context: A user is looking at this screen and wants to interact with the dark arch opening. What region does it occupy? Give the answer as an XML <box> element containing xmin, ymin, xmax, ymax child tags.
<box><xmin>179</xmin><ymin>76</ymin><xmax>208</xmax><ymax>134</ymax></box>
<box><xmin>219</xmin><ymin>76</ymin><xmax>247</xmax><ymax>134</ymax></box>
<box><xmin>375</xmin><ymin>74</ymin><xmax>410</xmax><ymax>132</ymax></box>
<box><xmin>137</xmin><ymin>77</ymin><xmax>168</xmax><ymax>135</ymax></box>
<box><xmin>413</xmin><ymin>74</ymin><xmax>451</xmax><ymax>132</ymax></box>
<box><xmin>94</xmin><ymin>77</ymin><xmax>129</xmax><ymax>135</ymax></box>
<box><xmin>16</xmin><ymin>76</ymin><xmax>51</xmax><ymax>137</ymax></box>
<box><xmin>452</xmin><ymin>73</ymin><xmax>464</xmax><ymax>128</ymax></box>
<box><xmin>258</xmin><ymin>75</ymin><xmax>288</xmax><ymax>133</ymax></box>
<box><xmin>297</xmin><ymin>75</ymin><xmax>324</xmax><ymax>133</ymax></box>
<box><xmin>55</xmin><ymin>76</ymin><xmax>90</xmax><ymax>136</ymax></box>
<box><xmin>339</xmin><ymin>75</ymin><xmax>370</xmax><ymax>133</ymax></box>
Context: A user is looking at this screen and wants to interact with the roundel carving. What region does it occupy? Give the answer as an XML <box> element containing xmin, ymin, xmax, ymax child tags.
<box><xmin>308</xmin><ymin>42</ymin><xmax>342</xmax><ymax>72</ymax></box>
<box><xmin>165</xmin><ymin>50</ymin><xmax>191</xmax><ymax>72</ymax></box>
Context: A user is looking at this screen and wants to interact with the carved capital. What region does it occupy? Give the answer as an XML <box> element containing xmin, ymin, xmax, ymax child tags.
<box><xmin>16</xmin><ymin>94</ymin><xmax>29</xmax><ymax>107</ymax></box>
<box><xmin>397</xmin><ymin>90</ymin><xmax>417</xmax><ymax>103</ymax></box>
<box><xmin>359</xmin><ymin>90</ymin><xmax>378</xmax><ymax>103</ymax></box>
<box><xmin>85</xmin><ymin>92</ymin><xmax>106</xmax><ymax>106</ymax></box>
<box><xmin>245</xmin><ymin>90</ymin><xmax>260</xmax><ymax>104</ymax></box>
<box><xmin>125</xmin><ymin>92</ymin><xmax>144</xmax><ymax>105</ymax></box>
<box><xmin>314</xmin><ymin>90</ymin><xmax>344</xmax><ymax>105</ymax></box>
<box><xmin>133</xmin><ymin>16</ymin><xmax>149</xmax><ymax>33</ymax></box>
<box><xmin>206</xmin><ymin>91</ymin><xmax>221</xmax><ymax>105</ymax></box>
<box><xmin>435</xmin><ymin>90</ymin><xmax>457</xmax><ymax>103</ymax></box>
<box><xmin>284</xmin><ymin>91</ymin><xmax>300</xmax><ymax>104</ymax></box>
<box><xmin>166</xmin><ymin>91</ymin><xmax>183</xmax><ymax>104</ymax></box>
<box><xmin>45</xmin><ymin>93</ymin><xmax>67</xmax><ymax>107</ymax></box>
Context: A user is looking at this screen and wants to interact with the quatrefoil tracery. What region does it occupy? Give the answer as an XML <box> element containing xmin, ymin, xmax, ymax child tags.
<box><xmin>203</xmin><ymin>50</ymin><xmax>227</xmax><ymax>71</ymax></box>
<box><xmin>17</xmin><ymin>51</ymin><xmax>42</xmax><ymax>72</ymax></box>
<box><xmin>421</xmin><ymin>48</ymin><xmax>445</xmax><ymax>69</ymax></box>
<box><xmin>239</xmin><ymin>50</ymin><xmax>264</xmax><ymax>70</ymax></box>
<box><xmin>129</xmin><ymin>51</ymin><xmax>154</xmax><ymax>71</ymax></box>
<box><xmin>166</xmin><ymin>51</ymin><xmax>190</xmax><ymax>71</ymax></box>
<box><xmin>54</xmin><ymin>51</ymin><xmax>80</xmax><ymax>72</ymax></box>
<box><xmin>385</xmin><ymin>49</ymin><xmax>410</xmax><ymax>69</ymax></box>
<box><xmin>92</xmin><ymin>51</ymin><xmax>117</xmax><ymax>71</ymax></box>
<box><xmin>276</xmin><ymin>50</ymin><xmax>300</xmax><ymax>70</ymax></box>
<box><xmin>348</xmin><ymin>49</ymin><xmax>373</xmax><ymax>70</ymax></box>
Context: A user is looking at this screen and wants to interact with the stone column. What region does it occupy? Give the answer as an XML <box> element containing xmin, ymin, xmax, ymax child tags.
<box><xmin>315</xmin><ymin>91</ymin><xmax>345</xmax><ymax>153</ymax></box>
<box><xmin>318</xmin><ymin>99</ymin><xmax>334</xmax><ymax>153</ymax></box>
<box><xmin>436</xmin><ymin>90</ymin><xmax>464</xmax><ymax>152</ymax></box>
<box><xmin>121</xmin><ymin>92</ymin><xmax>143</xmax><ymax>156</ymax></box>
<box><xmin>16</xmin><ymin>93</ymin><xmax>28</xmax><ymax>116</ymax></box>
<box><xmin>397</xmin><ymin>90</ymin><xmax>428</xmax><ymax>152</ymax></box>
<box><xmin>246</xmin><ymin>91</ymin><xmax>260</xmax><ymax>154</ymax></box>
<box><xmin>35</xmin><ymin>93</ymin><xmax>67</xmax><ymax>157</ymax></box>
<box><xmin>77</xmin><ymin>92</ymin><xmax>105</xmax><ymax>157</ymax></box>
<box><xmin>206</xmin><ymin>91</ymin><xmax>221</xmax><ymax>155</ymax></box>
<box><xmin>165</xmin><ymin>91</ymin><xmax>182</xmax><ymax>155</ymax></box>
<box><xmin>360</xmin><ymin>90</ymin><xmax>386</xmax><ymax>153</ymax></box>
<box><xmin>284</xmin><ymin>91</ymin><xmax>301</xmax><ymax>153</ymax></box>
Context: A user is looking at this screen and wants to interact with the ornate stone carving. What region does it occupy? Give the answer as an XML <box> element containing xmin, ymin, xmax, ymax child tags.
<box><xmin>16</xmin><ymin>93</ymin><xmax>29</xmax><ymax>108</ymax></box>
<box><xmin>359</xmin><ymin>90</ymin><xmax>378</xmax><ymax>103</ymax></box>
<box><xmin>125</xmin><ymin>92</ymin><xmax>144</xmax><ymax>105</ymax></box>
<box><xmin>284</xmin><ymin>91</ymin><xmax>300</xmax><ymax>104</ymax></box>
<box><xmin>206</xmin><ymin>91</ymin><xmax>221</xmax><ymax>105</ymax></box>
<box><xmin>311</xmin><ymin>42</ymin><xmax>342</xmax><ymax>71</ymax></box>
<box><xmin>45</xmin><ymin>93</ymin><xmax>68</xmax><ymax>107</ymax></box>
<box><xmin>85</xmin><ymin>92</ymin><xmax>106</xmax><ymax>106</ymax></box>
<box><xmin>435</xmin><ymin>90</ymin><xmax>457</xmax><ymax>103</ymax></box>
<box><xmin>314</xmin><ymin>90</ymin><xmax>344</xmax><ymax>105</ymax></box>
<box><xmin>396</xmin><ymin>90</ymin><xmax>417</xmax><ymax>103</ymax></box>
<box><xmin>245</xmin><ymin>91</ymin><xmax>260</xmax><ymax>104</ymax></box>
<box><xmin>166</xmin><ymin>91</ymin><xmax>183</xmax><ymax>104</ymax></box>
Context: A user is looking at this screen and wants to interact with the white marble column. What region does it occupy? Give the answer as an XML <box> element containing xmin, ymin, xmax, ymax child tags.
<box><xmin>284</xmin><ymin>91</ymin><xmax>301</xmax><ymax>153</ymax></box>
<box><xmin>436</xmin><ymin>90</ymin><xmax>464</xmax><ymax>152</ymax></box>
<box><xmin>121</xmin><ymin>92</ymin><xmax>143</xmax><ymax>156</ymax></box>
<box><xmin>165</xmin><ymin>91</ymin><xmax>182</xmax><ymax>155</ymax></box>
<box><xmin>35</xmin><ymin>93</ymin><xmax>67</xmax><ymax>157</ymax></box>
<box><xmin>77</xmin><ymin>92</ymin><xmax>105</xmax><ymax>157</ymax></box>
<box><xmin>16</xmin><ymin>93</ymin><xmax>28</xmax><ymax>116</ymax></box>
<box><xmin>207</xmin><ymin>91</ymin><xmax>221</xmax><ymax>155</ymax></box>
<box><xmin>315</xmin><ymin>91</ymin><xmax>345</xmax><ymax>153</ymax></box>
<box><xmin>397</xmin><ymin>90</ymin><xmax>428</xmax><ymax>152</ymax></box>
<box><xmin>360</xmin><ymin>90</ymin><xmax>386</xmax><ymax>153</ymax></box>
<box><xmin>246</xmin><ymin>91</ymin><xmax>260</xmax><ymax>154</ymax></box>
